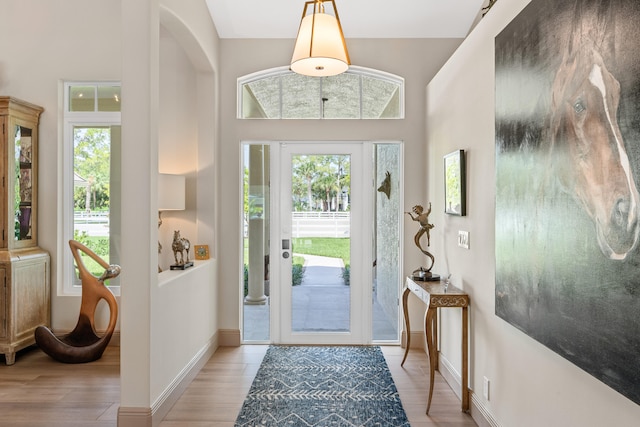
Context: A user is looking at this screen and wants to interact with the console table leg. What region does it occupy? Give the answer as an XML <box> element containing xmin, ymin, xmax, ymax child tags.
<box><xmin>433</xmin><ymin>310</ymin><xmax>439</xmax><ymax>370</ymax></box>
<box><xmin>425</xmin><ymin>307</ymin><xmax>437</xmax><ymax>414</ymax></box>
<box><xmin>401</xmin><ymin>287</ymin><xmax>411</xmax><ymax>366</ymax></box>
<box><xmin>462</xmin><ymin>305</ymin><xmax>469</xmax><ymax>412</ymax></box>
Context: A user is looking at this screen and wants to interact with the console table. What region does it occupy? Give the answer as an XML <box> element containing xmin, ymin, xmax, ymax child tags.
<box><xmin>401</xmin><ymin>276</ymin><xmax>469</xmax><ymax>414</ymax></box>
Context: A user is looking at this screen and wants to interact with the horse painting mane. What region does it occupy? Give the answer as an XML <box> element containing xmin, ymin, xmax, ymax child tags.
<box><xmin>548</xmin><ymin>0</ymin><xmax>640</xmax><ymax>260</ymax></box>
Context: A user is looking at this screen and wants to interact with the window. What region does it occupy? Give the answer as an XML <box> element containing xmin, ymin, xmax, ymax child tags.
<box><xmin>238</xmin><ymin>66</ymin><xmax>404</xmax><ymax>119</ymax></box>
<box><xmin>63</xmin><ymin>82</ymin><xmax>121</xmax><ymax>294</ymax></box>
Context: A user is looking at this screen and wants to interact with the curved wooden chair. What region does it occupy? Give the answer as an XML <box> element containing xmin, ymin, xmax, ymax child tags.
<box><xmin>35</xmin><ymin>240</ymin><xmax>120</xmax><ymax>363</ymax></box>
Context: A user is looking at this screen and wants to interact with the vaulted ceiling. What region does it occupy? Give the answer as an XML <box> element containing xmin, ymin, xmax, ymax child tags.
<box><xmin>206</xmin><ymin>0</ymin><xmax>486</xmax><ymax>39</ymax></box>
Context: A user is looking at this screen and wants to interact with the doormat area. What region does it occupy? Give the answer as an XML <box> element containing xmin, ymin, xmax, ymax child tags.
<box><xmin>234</xmin><ymin>345</ymin><xmax>410</xmax><ymax>426</ymax></box>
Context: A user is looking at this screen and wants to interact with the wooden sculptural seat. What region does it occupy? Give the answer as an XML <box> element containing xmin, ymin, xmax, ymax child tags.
<box><xmin>35</xmin><ymin>240</ymin><xmax>120</xmax><ymax>363</ymax></box>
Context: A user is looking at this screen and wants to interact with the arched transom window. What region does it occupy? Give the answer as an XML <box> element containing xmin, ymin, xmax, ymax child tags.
<box><xmin>238</xmin><ymin>66</ymin><xmax>404</xmax><ymax>119</ymax></box>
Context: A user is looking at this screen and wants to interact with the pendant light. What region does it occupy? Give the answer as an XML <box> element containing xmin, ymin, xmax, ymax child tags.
<box><xmin>290</xmin><ymin>0</ymin><xmax>351</xmax><ymax>77</ymax></box>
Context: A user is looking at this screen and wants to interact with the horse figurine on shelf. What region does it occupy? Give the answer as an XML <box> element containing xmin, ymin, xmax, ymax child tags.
<box><xmin>172</xmin><ymin>230</ymin><xmax>191</xmax><ymax>265</ymax></box>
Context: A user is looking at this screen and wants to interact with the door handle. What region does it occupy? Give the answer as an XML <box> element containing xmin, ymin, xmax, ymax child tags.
<box><xmin>282</xmin><ymin>252</ymin><xmax>290</xmax><ymax>259</ymax></box>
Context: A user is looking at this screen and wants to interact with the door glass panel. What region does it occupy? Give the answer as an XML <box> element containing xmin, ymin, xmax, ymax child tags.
<box><xmin>373</xmin><ymin>144</ymin><xmax>401</xmax><ymax>340</ymax></box>
<box><xmin>290</xmin><ymin>154</ymin><xmax>351</xmax><ymax>332</ymax></box>
<box><xmin>242</xmin><ymin>144</ymin><xmax>271</xmax><ymax>341</ymax></box>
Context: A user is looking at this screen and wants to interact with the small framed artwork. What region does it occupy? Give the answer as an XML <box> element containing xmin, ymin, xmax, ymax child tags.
<box><xmin>444</xmin><ymin>149</ymin><xmax>466</xmax><ymax>216</ymax></box>
<box><xmin>194</xmin><ymin>245</ymin><xmax>210</xmax><ymax>260</ymax></box>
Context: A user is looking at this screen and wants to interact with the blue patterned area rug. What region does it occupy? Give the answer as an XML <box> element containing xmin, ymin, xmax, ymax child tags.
<box><xmin>234</xmin><ymin>345</ymin><xmax>410</xmax><ymax>427</ymax></box>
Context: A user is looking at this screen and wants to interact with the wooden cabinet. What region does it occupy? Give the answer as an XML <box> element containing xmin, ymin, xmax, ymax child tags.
<box><xmin>0</xmin><ymin>97</ymin><xmax>50</xmax><ymax>365</ymax></box>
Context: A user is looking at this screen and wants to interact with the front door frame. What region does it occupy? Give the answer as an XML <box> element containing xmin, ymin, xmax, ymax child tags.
<box><xmin>270</xmin><ymin>141</ymin><xmax>374</xmax><ymax>344</ymax></box>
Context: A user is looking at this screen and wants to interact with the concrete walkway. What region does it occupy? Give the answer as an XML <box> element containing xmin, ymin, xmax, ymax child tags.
<box><xmin>298</xmin><ymin>254</ymin><xmax>344</xmax><ymax>285</ymax></box>
<box><xmin>292</xmin><ymin>254</ymin><xmax>349</xmax><ymax>331</ymax></box>
<box><xmin>243</xmin><ymin>254</ymin><xmax>398</xmax><ymax>341</ymax></box>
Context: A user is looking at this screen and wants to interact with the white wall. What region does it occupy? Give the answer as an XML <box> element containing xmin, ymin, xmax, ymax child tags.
<box><xmin>217</xmin><ymin>38</ymin><xmax>465</xmax><ymax>335</ymax></box>
<box><xmin>120</xmin><ymin>0</ymin><xmax>220</xmax><ymax>417</ymax></box>
<box><xmin>426</xmin><ymin>0</ymin><xmax>640</xmax><ymax>425</ymax></box>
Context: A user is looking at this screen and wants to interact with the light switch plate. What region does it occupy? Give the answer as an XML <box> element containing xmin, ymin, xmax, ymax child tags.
<box><xmin>458</xmin><ymin>230</ymin><xmax>469</xmax><ymax>249</ymax></box>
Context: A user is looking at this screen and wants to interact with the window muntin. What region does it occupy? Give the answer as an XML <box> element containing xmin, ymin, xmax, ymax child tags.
<box><xmin>238</xmin><ymin>66</ymin><xmax>404</xmax><ymax>119</ymax></box>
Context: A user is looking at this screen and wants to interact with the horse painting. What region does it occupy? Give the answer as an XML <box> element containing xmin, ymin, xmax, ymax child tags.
<box><xmin>548</xmin><ymin>1</ymin><xmax>640</xmax><ymax>260</ymax></box>
<box><xmin>495</xmin><ymin>0</ymin><xmax>640</xmax><ymax>406</ymax></box>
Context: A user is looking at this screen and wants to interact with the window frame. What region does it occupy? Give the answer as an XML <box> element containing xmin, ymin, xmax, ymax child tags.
<box><xmin>61</xmin><ymin>81</ymin><xmax>121</xmax><ymax>296</ymax></box>
<box><xmin>237</xmin><ymin>65</ymin><xmax>405</xmax><ymax>119</ymax></box>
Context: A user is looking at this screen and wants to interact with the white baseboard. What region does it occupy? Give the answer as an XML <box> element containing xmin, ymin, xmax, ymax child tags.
<box><xmin>439</xmin><ymin>353</ymin><xmax>464</xmax><ymax>402</ymax></box>
<box><xmin>438</xmin><ymin>353</ymin><xmax>501</xmax><ymax>427</ymax></box>
<box><xmin>117</xmin><ymin>407</ymin><xmax>152</xmax><ymax>427</ymax></box>
<box><xmin>401</xmin><ymin>330</ymin><xmax>427</xmax><ymax>349</ymax></box>
<box><xmin>117</xmin><ymin>332</ymin><xmax>219</xmax><ymax>427</ymax></box>
<box><xmin>107</xmin><ymin>331</ymin><xmax>120</xmax><ymax>346</ymax></box>
<box><xmin>470</xmin><ymin>391</ymin><xmax>502</xmax><ymax>427</ymax></box>
<box><xmin>219</xmin><ymin>328</ymin><xmax>241</xmax><ymax>346</ymax></box>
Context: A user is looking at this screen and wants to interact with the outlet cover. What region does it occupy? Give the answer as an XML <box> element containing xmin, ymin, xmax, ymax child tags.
<box><xmin>483</xmin><ymin>376</ymin><xmax>490</xmax><ymax>400</ymax></box>
<box><xmin>458</xmin><ymin>230</ymin><xmax>469</xmax><ymax>249</ymax></box>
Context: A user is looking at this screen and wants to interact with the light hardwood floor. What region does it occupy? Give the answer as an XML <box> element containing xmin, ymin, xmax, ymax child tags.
<box><xmin>0</xmin><ymin>345</ymin><xmax>477</xmax><ymax>426</ymax></box>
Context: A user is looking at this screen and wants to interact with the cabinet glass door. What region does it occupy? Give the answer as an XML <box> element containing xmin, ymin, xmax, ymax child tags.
<box><xmin>15</xmin><ymin>125</ymin><xmax>34</xmax><ymax>242</ymax></box>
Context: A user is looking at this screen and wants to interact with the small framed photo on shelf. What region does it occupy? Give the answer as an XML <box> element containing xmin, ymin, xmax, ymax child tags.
<box><xmin>444</xmin><ymin>149</ymin><xmax>466</xmax><ymax>216</ymax></box>
<box><xmin>194</xmin><ymin>245</ymin><xmax>210</xmax><ymax>260</ymax></box>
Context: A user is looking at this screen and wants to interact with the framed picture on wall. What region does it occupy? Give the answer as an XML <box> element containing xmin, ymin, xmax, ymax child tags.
<box><xmin>444</xmin><ymin>149</ymin><xmax>466</xmax><ymax>216</ymax></box>
<box><xmin>194</xmin><ymin>245</ymin><xmax>210</xmax><ymax>260</ymax></box>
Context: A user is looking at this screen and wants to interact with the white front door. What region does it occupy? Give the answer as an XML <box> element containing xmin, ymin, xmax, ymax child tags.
<box><xmin>271</xmin><ymin>142</ymin><xmax>372</xmax><ymax>344</ymax></box>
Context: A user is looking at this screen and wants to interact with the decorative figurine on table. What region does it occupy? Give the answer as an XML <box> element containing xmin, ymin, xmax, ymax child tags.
<box><xmin>405</xmin><ymin>203</ymin><xmax>440</xmax><ymax>281</ymax></box>
<box><xmin>170</xmin><ymin>230</ymin><xmax>193</xmax><ymax>270</ymax></box>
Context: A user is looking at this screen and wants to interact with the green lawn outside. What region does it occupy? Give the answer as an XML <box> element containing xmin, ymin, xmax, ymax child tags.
<box><xmin>242</xmin><ymin>237</ymin><xmax>349</xmax><ymax>291</ymax></box>
<box><xmin>244</xmin><ymin>237</ymin><xmax>350</xmax><ymax>266</ymax></box>
<box><xmin>71</xmin><ymin>234</ymin><xmax>115</xmax><ymax>283</ymax></box>
<box><xmin>292</xmin><ymin>237</ymin><xmax>350</xmax><ymax>266</ymax></box>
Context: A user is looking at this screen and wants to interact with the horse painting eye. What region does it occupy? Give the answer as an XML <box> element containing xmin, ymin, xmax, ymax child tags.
<box><xmin>573</xmin><ymin>99</ymin><xmax>586</xmax><ymax>113</ymax></box>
